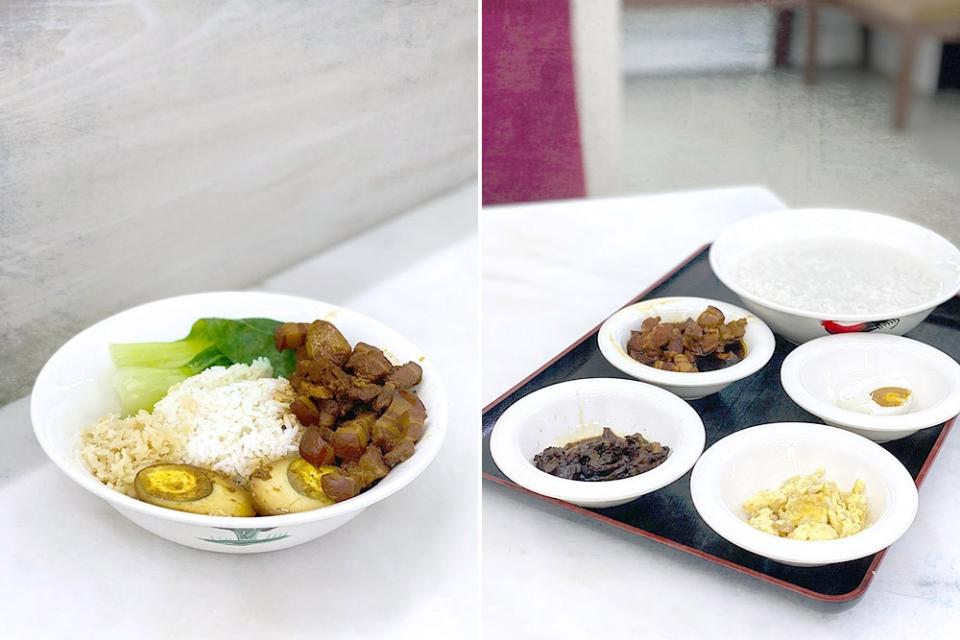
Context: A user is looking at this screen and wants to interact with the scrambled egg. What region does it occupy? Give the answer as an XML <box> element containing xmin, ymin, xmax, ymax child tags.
<box><xmin>743</xmin><ymin>468</ymin><xmax>868</xmax><ymax>540</ymax></box>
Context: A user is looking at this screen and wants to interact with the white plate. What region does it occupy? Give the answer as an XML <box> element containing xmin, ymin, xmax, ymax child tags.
<box><xmin>691</xmin><ymin>422</ymin><xmax>918</xmax><ymax>566</ymax></box>
<box><xmin>598</xmin><ymin>297</ymin><xmax>775</xmax><ymax>399</ymax></box>
<box><xmin>31</xmin><ymin>291</ymin><xmax>447</xmax><ymax>553</ymax></box>
<box><xmin>490</xmin><ymin>378</ymin><xmax>705</xmax><ymax>508</ymax></box>
<box><xmin>781</xmin><ymin>333</ymin><xmax>960</xmax><ymax>442</ymax></box>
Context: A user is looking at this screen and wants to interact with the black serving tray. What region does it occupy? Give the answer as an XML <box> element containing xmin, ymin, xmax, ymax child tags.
<box><xmin>481</xmin><ymin>245</ymin><xmax>958</xmax><ymax>601</ymax></box>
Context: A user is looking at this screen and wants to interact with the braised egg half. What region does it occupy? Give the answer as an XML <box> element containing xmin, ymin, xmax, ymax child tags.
<box><xmin>836</xmin><ymin>376</ymin><xmax>913</xmax><ymax>416</ymax></box>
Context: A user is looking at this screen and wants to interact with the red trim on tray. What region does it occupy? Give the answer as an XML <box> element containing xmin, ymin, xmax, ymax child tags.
<box><xmin>482</xmin><ymin>243</ymin><xmax>960</xmax><ymax>603</ymax></box>
<box><xmin>486</xmin><ymin>415</ymin><xmax>956</xmax><ymax>603</ymax></box>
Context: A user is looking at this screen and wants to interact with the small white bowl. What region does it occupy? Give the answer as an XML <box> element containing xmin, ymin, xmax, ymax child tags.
<box><xmin>489</xmin><ymin>378</ymin><xmax>705</xmax><ymax>508</ymax></box>
<box><xmin>690</xmin><ymin>422</ymin><xmax>918</xmax><ymax>567</ymax></box>
<box><xmin>597</xmin><ymin>297</ymin><xmax>775</xmax><ymax>400</ymax></box>
<box><xmin>31</xmin><ymin>292</ymin><xmax>447</xmax><ymax>554</ymax></box>
<box><xmin>781</xmin><ymin>333</ymin><xmax>960</xmax><ymax>442</ymax></box>
<box><xmin>710</xmin><ymin>209</ymin><xmax>960</xmax><ymax>344</ymax></box>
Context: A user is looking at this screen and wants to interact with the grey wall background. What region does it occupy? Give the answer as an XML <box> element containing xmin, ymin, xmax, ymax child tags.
<box><xmin>0</xmin><ymin>0</ymin><xmax>477</xmax><ymax>404</ymax></box>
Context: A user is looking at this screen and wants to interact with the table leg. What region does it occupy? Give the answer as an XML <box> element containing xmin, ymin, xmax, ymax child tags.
<box><xmin>894</xmin><ymin>29</ymin><xmax>919</xmax><ymax>128</ymax></box>
<box><xmin>860</xmin><ymin>24</ymin><xmax>872</xmax><ymax>69</ymax></box>
<box><xmin>804</xmin><ymin>2</ymin><xmax>819</xmax><ymax>84</ymax></box>
<box><xmin>773</xmin><ymin>9</ymin><xmax>795</xmax><ymax>68</ymax></box>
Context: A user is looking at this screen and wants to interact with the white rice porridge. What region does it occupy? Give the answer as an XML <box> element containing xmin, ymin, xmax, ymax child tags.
<box><xmin>736</xmin><ymin>238</ymin><xmax>943</xmax><ymax>315</ymax></box>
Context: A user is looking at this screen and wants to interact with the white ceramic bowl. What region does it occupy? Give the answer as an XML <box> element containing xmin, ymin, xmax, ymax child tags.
<box><xmin>691</xmin><ymin>422</ymin><xmax>918</xmax><ymax>567</ymax></box>
<box><xmin>31</xmin><ymin>292</ymin><xmax>447</xmax><ymax>554</ymax></box>
<box><xmin>489</xmin><ymin>378</ymin><xmax>705</xmax><ymax>508</ymax></box>
<box><xmin>781</xmin><ymin>333</ymin><xmax>960</xmax><ymax>442</ymax></box>
<box><xmin>710</xmin><ymin>209</ymin><xmax>960</xmax><ymax>344</ymax></box>
<box><xmin>597</xmin><ymin>297</ymin><xmax>775</xmax><ymax>400</ymax></box>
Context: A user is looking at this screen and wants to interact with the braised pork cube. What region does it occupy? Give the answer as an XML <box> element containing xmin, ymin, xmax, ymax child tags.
<box><xmin>274</xmin><ymin>322</ymin><xmax>309</xmax><ymax>351</ymax></box>
<box><xmin>297</xmin><ymin>379</ymin><xmax>333</xmax><ymax>401</ymax></box>
<box><xmin>342</xmin><ymin>377</ymin><xmax>382</xmax><ymax>403</ymax></box>
<box><xmin>718</xmin><ymin>318</ymin><xmax>747</xmax><ymax>343</ymax></box>
<box><xmin>640</xmin><ymin>316</ymin><xmax>660</xmax><ymax>332</ymax></box>
<box><xmin>398</xmin><ymin>390</ymin><xmax>427</xmax><ymax>441</ymax></box>
<box><xmin>627</xmin><ymin>347</ymin><xmax>656</xmax><ymax>366</ymax></box>
<box><xmin>373</xmin><ymin>383</ymin><xmax>397</xmax><ymax>413</ymax></box>
<box><xmin>384</xmin><ymin>361</ymin><xmax>423</xmax><ymax>389</ymax></box>
<box><xmin>304</xmin><ymin>320</ymin><xmax>352</xmax><ymax>366</ymax></box>
<box><xmin>665</xmin><ymin>328</ymin><xmax>684</xmax><ymax>355</ymax></box>
<box><xmin>697</xmin><ymin>306</ymin><xmax>725</xmax><ymax>329</ymax></box>
<box><xmin>345</xmin><ymin>342</ymin><xmax>393</xmax><ymax>382</ymax></box>
<box><xmin>320</xmin><ymin>471</ymin><xmax>360</xmax><ymax>503</ymax></box>
<box><xmin>299</xmin><ymin>357</ymin><xmax>381</xmax><ymax>404</ymax></box>
<box><xmin>682</xmin><ymin>318</ymin><xmax>703</xmax><ymax>351</ymax></box>
<box><xmin>371</xmin><ymin>418</ymin><xmax>405</xmax><ymax>454</ymax></box>
<box><xmin>299</xmin><ymin>426</ymin><xmax>336</xmax><ymax>466</ymax></box>
<box><xmin>383</xmin><ymin>439</ymin><xmax>416</xmax><ymax>467</ymax></box>
<box><xmin>640</xmin><ymin>323</ymin><xmax>672</xmax><ymax>352</ymax></box>
<box><xmin>673</xmin><ymin>353</ymin><xmax>697</xmax><ymax>373</ymax></box>
<box><xmin>696</xmin><ymin>329</ymin><xmax>720</xmax><ymax>355</ymax></box>
<box><xmin>341</xmin><ymin>445</ymin><xmax>390</xmax><ymax>489</ymax></box>
<box><xmin>316</xmin><ymin>398</ymin><xmax>346</xmax><ymax>428</ymax></box>
<box><xmin>371</xmin><ymin>391</ymin><xmax>428</xmax><ymax>452</ymax></box>
<box><xmin>331</xmin><ymin>413</ymin><xmax>376</xmax><ymax>460</ymax></box>
<box><xmin>300</xmin><ymin>358</ymin><xmax>351</xmax><ymax>397</ymax></box>
<box><xmin>653</xmin><ymin>360</ymin><xmax>677</xmax><ymax>371</ymax></box>
<box><xmin>290</xmin><ymin>396</ymin><xmax>321</xmax><ymax>426</ymax></box>
<box><xmin>319</xmin><ymin>425</ymin><xmax>336</xmax><ymax>442</ymax></box>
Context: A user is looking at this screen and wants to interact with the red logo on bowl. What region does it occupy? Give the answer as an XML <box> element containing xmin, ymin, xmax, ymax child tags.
<box><xmin>820</xmin><ymin>318</ymin><xmax>900</xmax><ymax>334</ymax></box>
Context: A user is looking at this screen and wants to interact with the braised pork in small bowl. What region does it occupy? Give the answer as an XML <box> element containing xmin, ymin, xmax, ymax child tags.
<box><xmin>598</xmin><ymin>297</ymin><xmax>775</xmax><ymax>400</ymax></box>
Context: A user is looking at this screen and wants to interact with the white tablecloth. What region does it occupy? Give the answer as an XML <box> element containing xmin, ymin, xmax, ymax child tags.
<box><xmin>0</xmin><ymin>184</ymin><xmax>479</xmax><ymax>640</ymax></box>
<box><xmin>482</xmin><ymin>187</ymin><xmax>959</xmax><ymax>638</ymax></box>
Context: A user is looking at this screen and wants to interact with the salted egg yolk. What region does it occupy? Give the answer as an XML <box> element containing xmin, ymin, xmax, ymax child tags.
<box><xmin>870</xmin><ymin>387</ymin><xmax>911</xmax><ymax>408</ymax></box>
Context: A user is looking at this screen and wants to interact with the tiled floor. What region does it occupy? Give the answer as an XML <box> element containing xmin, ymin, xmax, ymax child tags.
<box><xmin>621</xmin><ymin>68</ymin><xmax>960</xmax><ymax>244</ymax></box>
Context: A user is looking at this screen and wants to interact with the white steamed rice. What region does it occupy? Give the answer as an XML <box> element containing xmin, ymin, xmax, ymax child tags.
<box><xmin>80</xmin><ymin>358</ymin><xmax>303</xmax><ymax>496</ymax></box>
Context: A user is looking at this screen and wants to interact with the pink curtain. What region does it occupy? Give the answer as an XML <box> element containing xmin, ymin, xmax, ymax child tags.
<box><xmin>482</xmin><ymin>0</ymin><xmax>586</xmax><ymax>205</ymax></box>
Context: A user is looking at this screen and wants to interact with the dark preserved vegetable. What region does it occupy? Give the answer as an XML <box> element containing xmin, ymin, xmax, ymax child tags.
<box><xmin>533</xmin><ymin>427</ymin><xmax>670</xmax><ymax>482</ymax></box>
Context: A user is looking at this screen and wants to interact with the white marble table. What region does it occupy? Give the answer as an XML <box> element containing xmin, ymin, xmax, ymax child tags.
<box><xmin>482</xmin><ymin>187</ymin><xmax>960</xmax><ymax>638</ymax></box>
<box><xmin>0</xmin><ymin>184</ymin><xmax>479</xmax><ymax>640</ymax></box>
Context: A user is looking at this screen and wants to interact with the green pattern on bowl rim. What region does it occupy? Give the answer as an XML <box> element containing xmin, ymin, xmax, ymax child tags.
<box><xmin>199</xmin><ymin>527</ymin><xmax>290</xmax><ymax>546</ymax></box>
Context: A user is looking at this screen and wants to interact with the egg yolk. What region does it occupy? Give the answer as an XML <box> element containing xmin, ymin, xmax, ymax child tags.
<box><xmin>870</xmin><ymin>387</ymin><xmax>911</xmax><ymax>407</ymax></box>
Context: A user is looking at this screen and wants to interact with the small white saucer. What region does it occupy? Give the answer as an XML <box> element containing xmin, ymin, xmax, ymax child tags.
<box><xmin>781</xmin><ymin>333</ymin><xmax>960</xmax><ymax>442</ymax></box>
<box><xmin>489</xmin><ymin>378</ymin><xmax>705</xmax><ymax>508</ymax></box>
<box><xmin>598</xmin><ymin>297</ymin><xmax>775</xmax><ymax>400</ymax></box>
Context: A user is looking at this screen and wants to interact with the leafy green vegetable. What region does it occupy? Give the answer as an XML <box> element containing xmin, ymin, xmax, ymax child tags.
<box><xmin>109</xmin><ymin>317</ymin><xmax>296</xmax><ymax>416</ymax></box>
<box><xmin>112</xmin><ymin>367</ymin><xmax>194</xmax><ymax>419</ymax></box>
<box><xmin>190</xmin><ymin>318</ymin><xmax>295</xmax><ymax>376</ymax></box>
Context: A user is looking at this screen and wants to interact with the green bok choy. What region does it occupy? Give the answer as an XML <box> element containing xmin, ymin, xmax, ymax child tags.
<box><xmin>110</xmin><ymin>318</ymin><xmax>296</xmax><ymax>416</ymax></box>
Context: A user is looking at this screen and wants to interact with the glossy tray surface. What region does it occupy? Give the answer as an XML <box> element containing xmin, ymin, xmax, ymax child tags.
<box><xmin>481</xmin><ymin>246</ymin><xmax>958</xmax><ymax>601</ymax></box>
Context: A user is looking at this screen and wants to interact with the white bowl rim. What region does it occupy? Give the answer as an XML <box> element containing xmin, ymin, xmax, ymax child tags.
<box><xmin>709</xmin><ymin>208</ymin><xmax>960</xmax><ymax>323</ymax></box>
<box><xmin>780</xmin><ymin>333</ymin><xmax>960</xmax><ymax>432</ymax></box>
<box><xmin>489</xmin><ymin>377</ymin><xmax>706</xmax><ymax>503</ymax></box>
<box><xmin>30</xmin><ymin>291</ymin><xmax>448</xmax><ymax>528</ymax></box>
<box><xmin>690</xmin><ymin>422</ymin><xmax>919</xmax><ymax>565</ymax></box>
<box><xmin>597</xmin><ymin>296</ymin><xmax>776</xmax><ymax>387</ymax></box>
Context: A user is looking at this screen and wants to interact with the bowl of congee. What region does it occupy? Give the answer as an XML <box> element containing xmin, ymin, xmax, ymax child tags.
<box><xmin>709</xmin><ymin>210</ymin><xmax>960</xmax><ymax>344</ymax></box>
